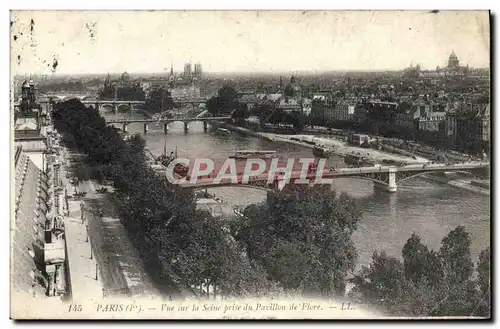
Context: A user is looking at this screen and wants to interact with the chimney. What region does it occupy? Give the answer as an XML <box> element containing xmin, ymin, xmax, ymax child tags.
<box><xmin>45</xmin><ymin>230</ymin><xmax>52</xmax><ymax>244</ymax></box>
<box><xmin>44</xmin><ymin>218</ymin><xmax>52</xmax><ymax>243</ymax></box>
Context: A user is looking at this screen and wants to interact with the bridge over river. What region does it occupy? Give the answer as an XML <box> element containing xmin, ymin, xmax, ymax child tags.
<box><xmin>175</xmin><ymin>161</ymin><xmax>489</xmax><ymax>193</ymax></box>
<box><xmin>81</xmin><ymin>100</ymin><xmax>146</xmax><ymax>113</ymax></box>
<box><xmin>106</xmin><ymin>116</ymin><xmax>232</xmax><ymax>133</ymax></box>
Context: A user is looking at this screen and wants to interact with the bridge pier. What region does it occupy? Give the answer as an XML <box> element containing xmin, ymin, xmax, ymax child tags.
<box><xmin>184</xmin><ymin>122</ymin><xmax>189</xmax><ymax>132</ymax></box>
<box><xmin>203</xmin><ymin>121</ymin><xmax>208</xmax><ymax>132</ymax></box>
<box><xmin>129</xmin><ymin>102</ymin><xmax>134</xmax><ymax>112</ymax></box>
<box><xmin>95</xmin><ymin>102</ymin><xmax>99</xmax><ymax>111</ymax></box>
<box><xmin>143</xmin><ymin>124</ymin><xmax>149</xmax><ymax>134</ymax></box>
<box><xmin>122</xmin><ymin>123</ymin><xmax>128</xmax><ymax>132</ymax></box>
<box><xmin>374</xmin><ymin>169</ymin><xmax>397</xmax><ymax>193</ymax></box>
<box><xmin>164</xmin><ymin>123</ymin><xmax>169</xmax><ymax>134</ymax></box>
<box><xmin>114</xmin><ymin>103</ymin><xmax>118</xmax><ymax>114</ymax></box>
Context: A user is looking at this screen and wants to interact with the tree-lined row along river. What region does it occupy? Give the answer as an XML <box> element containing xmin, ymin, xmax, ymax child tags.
<box><xmin>105</xmin><ymin>111</ymin><xmax>490</xmax><ymax>270</ymax></box>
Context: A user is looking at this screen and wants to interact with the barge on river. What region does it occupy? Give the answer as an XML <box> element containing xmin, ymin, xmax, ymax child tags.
<box><xmin>344</xmin><ymin>152</ymin><xmax>375</xmax><ymax>167</ymax></box>
<box><xmin>313</xmin><ymin>145</ymin><xmax>334</xmax><ymax>158</ymax></box>
<box><xmin>229</xmin><ymin>150</ymin><xmax>278</xmax><ymax>160</ymax></box>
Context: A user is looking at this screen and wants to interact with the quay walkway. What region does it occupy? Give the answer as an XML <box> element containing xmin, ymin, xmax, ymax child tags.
<box><xmin>63</xmin><ymin>200</ymin><xmax>103</xmax><ymax>302</ymax></box>
<box><xmin>59</xmin><ymin>147</ymin><xmax>167</xmax><ymax>301</ymax></box>
<box><xmin>59</xmin><ymin>155</ymin><xmax>104</xmax><ymax>302</ymax></box>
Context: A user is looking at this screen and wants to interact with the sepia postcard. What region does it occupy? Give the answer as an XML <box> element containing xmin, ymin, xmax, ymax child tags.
<box><xmin>10</xmin><ymin>10</ymin><xmax>491</xmax><ymax>320</ymax></box>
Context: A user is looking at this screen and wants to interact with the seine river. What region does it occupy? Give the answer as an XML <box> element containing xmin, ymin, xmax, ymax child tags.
<box><xmin>106</xmin><ymin>111</ymin><xmax>490</xmax><ymax>269</ymax></box>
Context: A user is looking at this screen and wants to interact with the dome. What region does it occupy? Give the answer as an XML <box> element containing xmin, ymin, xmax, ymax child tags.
<box><xmin>447</xmin><ymin>51</ymin><xmax>460</xmax><ymax>68</ymax></box>
<box><xmin>120</xmin><ymin>71</ymin><xmax>130</xmax><ymax>81</ymax></box>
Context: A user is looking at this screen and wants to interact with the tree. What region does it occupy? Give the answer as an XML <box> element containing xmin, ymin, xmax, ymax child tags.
<box><xmin>262</xmin><ymin>239</ymin><xmax>311</xmax><ymax>290</ymax></box>
<box><xmin>352</xmin><ymin>251</ymin><xmax>409</xmax><ymax>314</ymax></box>
<box><xmin>207</xmin><ymin>85</ymin><xmax>246</xmax><ymax>117</ymax></box>
<box><xmin>206</xmin><ymin>96</ymin><xmax>220</xmax><ymax>116</ymax></box>
<box><xmin>234</xmin><ymin>187</ymin><xmax>362</xmax><ymax>297</ymax></box>
<box><xmin>477</xmin><ymin>247</ymin><xmax>490</xmax><ymax>297</ymax></box>
<box><xmin>215</xmin><ymin>85</ymin><xmax>239</xmax><ymax>115</ymax></box>
<box><xmin>439</xmin><ymin>226</ymin><xmax>473</xmax><ymax>286</ymax></box>
<box><xmin>116</xmin><ymin>84</ymin><xmax>146</xmax><ymax>101</ymax></box>
<box><xmin>218</xmin><ymin>85</ymin><xmax>238</xmax><ymax>105</ymax></box>
<box><xmin>285</xmin><ymin>111</ymin><xmax>306</xmax><ymax>133</ymax></box>
<box><xmin>352</xmin><ymin>227</ymin><xmax>489</xmax><ymax>317</ymax></box>
<box><xmin>145</xmin><ymin>87</ymin><xmax>175</xmax><ymax>113</ymax></box>
<box><xmin>231</xmin><ymin>102</ymin><xmax>249</xmax><ymax>123</ymax></box>
<box><xmin>402</xmin><ymin>233</ymin><xmax>443</xmax><ymax>286</ymax></box>
<box><xmin>53</xmin><ymin>99</ymin><xmax>224</xmax><ymax>297</ymax></box>
<box><xmin>474</xmin><ymin>247</ymin><xmax>491</xmax><ymax>317</ymax></box>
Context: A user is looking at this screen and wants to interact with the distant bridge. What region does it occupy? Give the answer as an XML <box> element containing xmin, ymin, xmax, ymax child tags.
<box><xmin>38</xmin><ymin>94</ymin><xmax>94</xmax><ymax>102</ymax></box>
<box><xmin>14</xmin><ymin>95</ymin><xmax>207</xmax><ymax>112</ymax></box>
<box><xmin>106</xmin><ymin>116</ymin><xmax>232</xmax><ymax>133</ymax></box>
<box><xmin>81</xmin><ymin>100</ymin><xmax>146</xmax><ymax>113</ymax></box>
<box><xmin>176</xmin><ymin>162</ymin><xmax>489</xmax><ymax>193</ymax></box>
<box><xmin>13</xmin><ymin>97</ymin><xmax>144</xmax><ymax>111</ymax></box>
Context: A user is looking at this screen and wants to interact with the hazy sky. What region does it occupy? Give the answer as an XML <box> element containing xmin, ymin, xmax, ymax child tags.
<box><xmin>10</xmin><ymin>10</ymin><xmax>490</xmax><ymax>75</ymax></box>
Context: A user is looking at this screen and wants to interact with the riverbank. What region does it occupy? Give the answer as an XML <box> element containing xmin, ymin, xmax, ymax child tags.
<box><xmin>447</xmin><ymin>179</ymin><xmax>490</xmax><ymax>196</ymax></box>
<box><xmin>420</xmin><ymin>174</ymin><xmax>490</xmax><ymax>196</ymax></box>
<box><xmin>214</xmin><ymin>122</ymin><xmax>490</xmax><ymax>196</ymax></box>
<box><xmin>216</xmin><ymin>122</ymin><xmax>427</xmax><ymax>164</ymax></box>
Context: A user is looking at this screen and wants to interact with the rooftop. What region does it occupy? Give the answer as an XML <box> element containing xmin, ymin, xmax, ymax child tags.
<box><xmin>12</xmin><ymin>149</ymin><xmax>50</xmax><ymax>298</ymax></box>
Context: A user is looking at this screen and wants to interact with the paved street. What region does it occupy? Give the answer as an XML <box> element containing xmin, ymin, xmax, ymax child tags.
<box><xmin>61</xmin><ymin>149</ymin><xmax>165</xmax><ymax>300</ymax></box>
<box><xmin>64</xmin><ymin>202</ymin><xmax>103</xmax><ymax>302</ymax></box>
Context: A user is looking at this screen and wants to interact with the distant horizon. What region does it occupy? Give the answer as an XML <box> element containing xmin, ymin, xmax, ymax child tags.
<box><xmin>13</xmin><ymin>65</ymin><xmax>492</xmax><ymax>78</ymax></box>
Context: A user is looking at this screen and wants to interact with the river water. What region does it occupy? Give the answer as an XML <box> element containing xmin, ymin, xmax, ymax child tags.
<box><xmin>106</xmin><ymin>111</ymin><xmax>490</xmax><ymax>269</ymax></box>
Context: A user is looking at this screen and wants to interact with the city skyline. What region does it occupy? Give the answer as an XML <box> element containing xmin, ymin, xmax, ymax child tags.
<box><xmin>11</xmin><ymin>10</ymin><xmax>490</xmax><ymax>75</ymax></box>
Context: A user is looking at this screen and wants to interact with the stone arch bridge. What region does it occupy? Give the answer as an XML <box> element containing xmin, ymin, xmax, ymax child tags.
<box><xmin>106</xmin><ymin>117</ymin><xmax>232</xmax><ymax>134</ymax></box>
<box><xmin>81</xmin><ymin>100</ymin><xmax>146</xmax><ymax>113</ymax></box>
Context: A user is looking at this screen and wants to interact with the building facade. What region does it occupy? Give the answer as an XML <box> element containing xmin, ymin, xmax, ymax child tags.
<box><xmin>332</xmin><ymin>100</ymin><xmax>356</xmax><ymax>121</ymax></box>
<box><xmin>183</xmin><ymin>63</ymin><xmax>192</xmax><ymax>78</ymax></box>
<box><xmin>445</xmin><ymin>103</ymin><xmax>490</xmax><ymax>148</ymax></box>
<box><xmin>20</xmin><ymin>79</ymin><xmax>37</xmax><ymax>113</ymax></box>
<box><xmin>419</xmin><ymin>111</ymin><xmax>446</xmax><ymax>132</ymax></box>
<box><xmin>169</xmin><ymin>85</ymin><xmax>201</xmax><ymax>102</ymax></box>
<box><xmin>394</xmin><ymin>102</ymin><xmax>421</xmax><ymax>133</ymax></box>
<box><xmin>481</xmin><ymin>104</ymin><xmax>490</xmax><ymax>142</ymax></box>
<box><xmin>193</xmin><ymin>63</ymin><xmax>202</xmax><ymax>79</ymax></box>
<box><xmin>366</xmin><ymin>100</ymin><xmax>399</xmax><ymax>124</ymax></box>
<box><xmin>445</xmin><ymin>111</ymin><xmax>458</xmax><ymax>141</ymax></box>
